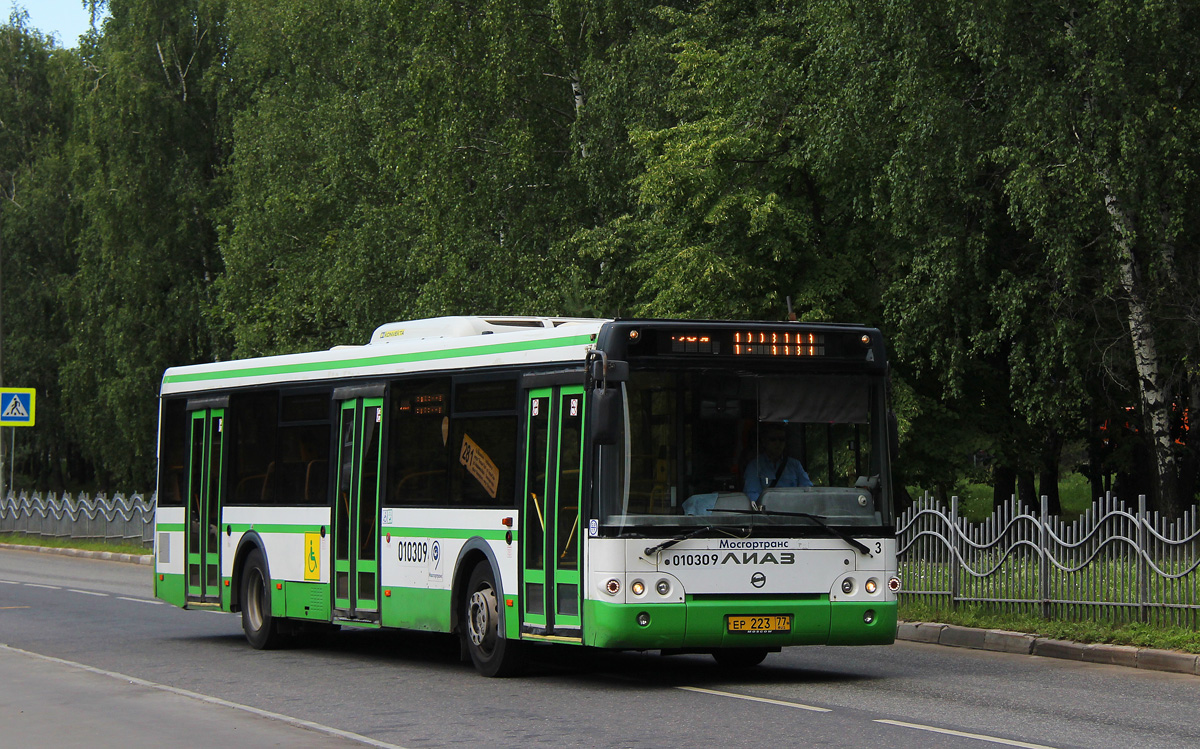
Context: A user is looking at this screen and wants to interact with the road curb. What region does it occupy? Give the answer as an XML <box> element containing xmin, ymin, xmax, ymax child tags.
<box><xmin>0</xmin><ymin>542</ymin><xmax>152</xmax><ymax>566</ymax></box>
<box><xmin>898</xmin><ymin>621</ymin><xmax>1199</xmax><ymax>677</ymax></box>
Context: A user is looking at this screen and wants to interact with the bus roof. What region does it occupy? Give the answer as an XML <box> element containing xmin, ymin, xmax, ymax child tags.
<box><xmin>160</xmin><ymin>316</ymin><xmax>609</xmax><ymax>396</ymax></box>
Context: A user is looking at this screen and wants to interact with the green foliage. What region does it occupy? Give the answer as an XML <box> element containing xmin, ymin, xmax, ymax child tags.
<box><xmin>0</xmin><ymin>532</ymin><xmax>149</xmax><ymax>555</ymax></box>
<box><xmin>61</xmin><ymin>0</ymin><xmax>229</xmax><ymax>486</ymax></box>
<box><xmin>1</xmin><ymin>0</ymin><xmax>1199</xmax><ymax>520</ymax></box>
<box><xmin>0</xmin><ymin>17</ymin><xmax>84</xmax><ymax>486</ymax></box>
<box><xmin>901</xmin><ymin>601</ymin><xmax>1200</xmax><ymax>654</ymax></box>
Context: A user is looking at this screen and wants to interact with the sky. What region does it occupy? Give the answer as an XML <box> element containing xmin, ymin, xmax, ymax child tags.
<box><xmin>9</xmin><ymin>0</ymin><xmax>105</xmax><ymax>48</ymax></box>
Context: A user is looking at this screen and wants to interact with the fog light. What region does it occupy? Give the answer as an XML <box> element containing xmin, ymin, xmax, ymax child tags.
<box><xmin>841</xmin><ymin>578</ymin><xmax>854</xmax><ymax>595</ymax></box>
<box><xmin>656</xmin><ymin>579</ymin><xmax>671</xmax><ymax>596</ymax></box>
<box><xmin>888</xmin><ymin>576</ymin><xmax>902</xmax><ymax>592</ymax></box>
<box><xmin>637</xmin><ymin>612</ymin><xmax>651</xmax><ymax>627</ymax></box>
<box><xmin>865</xmin><ymin>578</ymin><xmax>878</xmax><ymax>595</ymax></box>
<box><xmin>863</xmin><ymin>609</ymin><xmax>876</xmax><ymax>624</ymax></box>
<box><xmin>631</xmin><ymin>580</ymin><xmax>645</xmax><ymax>596</ymax></box>
<box><xmin>605</xmin><ymin>578</ymin><xmax>621</xmax><ymax>595</ymax></box>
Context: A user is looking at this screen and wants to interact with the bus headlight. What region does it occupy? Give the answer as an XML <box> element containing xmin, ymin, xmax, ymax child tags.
<box><xmin>656</xmin><ymin>579</ymin><xmax>671</xmax><ymax>596</ymax></box>
<box><xmin>864</xmin><ymin>609</ymin><xmax>876</xmax><ymax>624</ymax></box>
<box><xmin>841</xmin><ymin>578</ymin><xmax>855</xmax><ymax>595</ymax></box>
<box><xmin>888</xmin><ymin>576</ymin><xmax>902</xmax><ymax>592</ymax></box>
<box><xmin>865</xmin><ymin>578</ymin><xmax>878</xmax><ymax>595</ymax></box>
<box><xmin>605</xmin><ymin>579</ymin><xmax>621</xmax><ymax>595</ymax></box>
<box><xmin>631</xmin><ymin>580</ymin><xmax>645</xmax><ymax>596</ymax></box>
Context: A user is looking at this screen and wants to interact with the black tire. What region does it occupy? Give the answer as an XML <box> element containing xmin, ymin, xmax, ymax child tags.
<box><xmin>462</xmin><ymin>562</ymin><xmax>524</xmax><ymax>677</ymax></box>
<box><xmin>711</xmin><ymin>648</ymin><xmax>769</xmax><ymax>668</ymax></box>
<box><xmin>241</xmin><ymin>549</ymin><xmax>285</xmax><ymax>650</ymax></box>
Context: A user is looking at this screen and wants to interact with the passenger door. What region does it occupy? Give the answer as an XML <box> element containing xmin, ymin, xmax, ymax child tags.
<box><xmin>521</xmin><ymin>386</ymin><xmax>585</xmax><ymax>637</ymax></box>
<box><xmin>332</xmin><ymin>397</ymin><xmax>384</xmax><ymax>622</ymax></box>
<box><xmin>185</xmin><ymin>408</ymin><xmax>225</xmax><ymax>604</ymax></box>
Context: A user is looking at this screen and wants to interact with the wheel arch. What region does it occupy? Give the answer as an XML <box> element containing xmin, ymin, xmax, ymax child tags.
<box><xmin>229</xmin><ymin>531</ymin><xmax>268</xmax><ymax>613</ymax></box>
<box><xmin>450</xmin><ymin>538</ymin><xmax>505</xmax><ymax>636</ymax></box>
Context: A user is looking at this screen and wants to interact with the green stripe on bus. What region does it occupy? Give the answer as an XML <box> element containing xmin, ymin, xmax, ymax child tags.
<box><xmin>383</xmin><ymin>527</ymin><xmax>508</xmax><ymax>541</ymax></box>
<box><xmin>227</xmin><ymin>523</ymin><xmax>324</xmax><ymax>534</ymax></box>
<box><xmin>156</xmin><ymin>523</ymin><xmax>185</xmax><ymax>532</ymax></box>
<box><xmin>217</xmin><ymin>524</ymin><xmax>507</xmax><ymax>539</ymax></box>
<box><xmin>162</xmin><ymin>334</ymin><xmax>595</xmax><ymax>385</ymax></box>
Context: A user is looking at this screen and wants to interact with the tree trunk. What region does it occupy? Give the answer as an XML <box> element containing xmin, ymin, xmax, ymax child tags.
<box><xmin>1039</xmin><ymin>430</ymin><xmax>1063</xmax><ymax>515</ymax></box>
<box><xmin>1017</xmin><ymin>470</ymin><xmax>1038</xmax><ymax>511</ymax></box>
<box><xmin>1102</xmin><ymin>182</ymin><xmax>1182</xmax><ymax>516</ymax></box>
<box><xmin>993</xmin><ymin>464</ymin><xmax>1016</xmax><ymax>510</ymax></box>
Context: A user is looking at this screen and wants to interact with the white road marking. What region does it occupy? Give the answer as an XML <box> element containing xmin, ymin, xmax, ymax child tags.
<box><xmin>68</xmin><ymin>589</ymin><xmax>108</xmax><ymax>597</ymax></box>
<box><xmin>875</xmin><ymin>719</ymin><xmax>1061</xmax><ymax>748</ymax></box>
<box><xmin>0</xmin><ymin>644</ymin><xmax>408</xmax><ymax>749</ymax></box>
<box><xmin>117</xmin><ymin>596</ymin><xmax>163</xmax><ymax>605</ymax></box>
<box><xmin>676</xmin><ymin>686</ymin><xmax>832</xmax><ymax>712</ymax></box>
<box><xmin>23</xmin><ymin>583</ymin><xmax>61</xmax><ymax>590</ymax></box>
<box><xmin>0</xmin><ymin>579</ymin><xmax>19</xmax><ymax>584</ymax></box>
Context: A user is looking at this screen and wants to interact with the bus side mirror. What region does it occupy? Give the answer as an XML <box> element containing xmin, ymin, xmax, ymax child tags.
<box><xmin>590</xmin><ymin>387</ymin><xmax>623</xmax><ymax>445</ymax></box>
<box><xmin>589</xmin><ymin>358</ymin><xmax>628</xmax><ymax>385</ymax></box>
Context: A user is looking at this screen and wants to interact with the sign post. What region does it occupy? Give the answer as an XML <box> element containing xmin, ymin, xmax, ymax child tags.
<box><xmin>0</xmin><ymin>388</ymin><xmax>35</xmax><ymax>500</ymax></box>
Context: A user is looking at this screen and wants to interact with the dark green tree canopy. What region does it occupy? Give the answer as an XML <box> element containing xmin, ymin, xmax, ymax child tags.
<box><xmin>1</xmin><ymin>0</ymin><xmax>1197</xmax><ymax>513</ymax></box>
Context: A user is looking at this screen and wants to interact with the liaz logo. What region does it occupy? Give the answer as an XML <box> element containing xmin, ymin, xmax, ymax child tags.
<box><xmin>662</xmin><ymin>552</ymin><xmax>796</xmax><ymax>567</ymax></box>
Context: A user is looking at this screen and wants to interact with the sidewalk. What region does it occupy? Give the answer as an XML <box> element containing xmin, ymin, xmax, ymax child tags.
<box><xmin>895</xmin><ymin>621</ymin><xmax>1200</xmax><ymax>676</ymax></box>
<box><xmin>0</xmin><ymin>541</ymin><xmax>152</xmax><ymax>565</ymax></box>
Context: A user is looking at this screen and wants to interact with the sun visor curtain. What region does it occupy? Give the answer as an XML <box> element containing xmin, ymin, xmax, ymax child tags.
<box><xmin>757</xmin><ymin>375</ymin><xmax>869</xmax><ymax>424</ymax></box>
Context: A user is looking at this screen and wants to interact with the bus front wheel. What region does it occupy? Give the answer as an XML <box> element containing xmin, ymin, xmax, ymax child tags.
<box><xmin>463</xmin><ymin>562</ymin><xmax>524</xmax><ymax>677</ymax></box>
<box><xmin>241</xmin><ymin>549</ymin><xmax>284</xmax><ymax>650</ymax></box>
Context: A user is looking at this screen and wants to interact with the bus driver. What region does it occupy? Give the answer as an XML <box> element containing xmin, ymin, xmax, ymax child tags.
<box><xmin>743</xmin><ymin>423</ymin><xmax>812</xmax><ymax>504</ymax></box>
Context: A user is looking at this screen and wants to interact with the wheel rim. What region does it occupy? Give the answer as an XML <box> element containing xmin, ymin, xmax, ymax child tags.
<box><xmin>245</xmin><ymin>567</ymin><xmax>265</xmax><ymax>631</ymax></box>
<box><xmin>467</xmin><ymin>584</ymin><xmax>498</xmax><ymax>654</ymax></box>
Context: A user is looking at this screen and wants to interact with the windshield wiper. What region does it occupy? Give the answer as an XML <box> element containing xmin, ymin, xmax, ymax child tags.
<box><xmin>643</xmin><ymin>525</ymin><xmax>740</xmax><ymax>557</ymax></box>
<box><xmin>719</xmin><ymin>508</ymin><xmax>872</xmax><ymax>557</ymax></box>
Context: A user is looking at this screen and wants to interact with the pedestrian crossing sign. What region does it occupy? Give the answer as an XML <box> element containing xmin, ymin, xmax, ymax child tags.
<box><xmin>0</xmin><ymin>388</ymin><xmax>35</xmax><ymax>426</ymax></box>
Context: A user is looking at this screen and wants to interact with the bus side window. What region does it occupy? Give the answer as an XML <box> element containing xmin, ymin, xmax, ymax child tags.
<box><xmin>229</xmin><ymin>391</ymin><xmax>279</xmax><ymax>505</ymax></box>
<box><xmin>387</xmin><ymin>379</ymin><xmax>450</xmax><ymax>507</ymax></box>
<box><xmin>158</xmin><ymin>398</ymin><xmax>188</xmax><ymax>506</ymax></box>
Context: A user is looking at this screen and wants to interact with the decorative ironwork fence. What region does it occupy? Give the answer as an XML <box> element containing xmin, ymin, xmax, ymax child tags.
<box><xmin>0</xmin><ymin>491</ymin><xmax>154</xmax><ymax>548</ymax></box>
<box><xmin>898</xmin><ymin>493</ymin><xmax>1200</xmax><ymax>628</ymax></box>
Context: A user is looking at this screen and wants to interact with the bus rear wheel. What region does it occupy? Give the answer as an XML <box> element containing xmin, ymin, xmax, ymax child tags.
<box><xmin>241</xmin><ymin>549</ymin><xmax>285</xmax><ymax>650</ymax></box>
<box><xmin>463</xmin><ymin>562</ymin><xmax>524</xmax><ymax>677</ymax></box>
<box><xmin>711</xmin><ymin>648</ymin><xmax>769</xmax><ymax>668</ymax></box>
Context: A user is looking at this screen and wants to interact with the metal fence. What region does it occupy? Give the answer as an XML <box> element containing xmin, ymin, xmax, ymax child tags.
<box><xmin>0</xmin><ymin>490</ymin><xmax>155</xmax><ymax>548</ymax></box>
<box><xmin>898</xmin><ymin>493</ymin><xmax>1200</xmax><ymax>628</ymax></box>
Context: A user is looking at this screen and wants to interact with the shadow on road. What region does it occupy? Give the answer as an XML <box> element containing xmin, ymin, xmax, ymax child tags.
<box><xmin>180</xmin><ymin>624</ymin><xmax>878</xmax><ymax>688</ymax></box>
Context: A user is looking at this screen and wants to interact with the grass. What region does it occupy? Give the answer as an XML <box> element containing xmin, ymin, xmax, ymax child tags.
<box><xmin>914</xmin><ymin>471</ymin><xmax>1098</xmax><ymax>522</ymax></box>
<box><xmin>0</xmin><ymin>532</ymin><xmax>150</xmax><ymax>556</ymax></box>
<box><xmin>900</xmin><ymin>600</ymin><xmax>1200</xmax><ymax>654</ymax></box>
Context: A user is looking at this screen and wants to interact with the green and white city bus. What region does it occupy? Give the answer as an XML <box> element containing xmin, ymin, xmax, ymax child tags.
<box><xmin>154</xmin><ymin>316</ymin><xmax>900</xmax><ymax>676</ymax></box>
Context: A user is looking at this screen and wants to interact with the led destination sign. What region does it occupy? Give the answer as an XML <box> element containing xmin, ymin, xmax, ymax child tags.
<box><xmin>667</xmin><ymin>330</ymin><xmax>827</xmax><ymax>357</ymax></box>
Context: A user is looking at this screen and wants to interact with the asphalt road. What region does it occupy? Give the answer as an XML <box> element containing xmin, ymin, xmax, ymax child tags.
<box><xmin>1</xmin><ymin>547</ymin><xmax>1198</xmax><ymax>748</ymax></box>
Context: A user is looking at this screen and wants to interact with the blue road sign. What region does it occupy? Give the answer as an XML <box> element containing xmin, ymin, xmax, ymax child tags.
<box><xmin>0</xmin><ymin>389</ymin><xmax>35</xmax><ymax>426</ymax></box>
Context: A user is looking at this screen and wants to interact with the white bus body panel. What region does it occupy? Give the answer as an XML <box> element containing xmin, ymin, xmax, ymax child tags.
<box><xmin>154</xmin><ymin>506</ymin><xmax>186</xmax><ymax>576</ymax></box>
<box><xmin>586</xmin><ymin>537</ymin><xmax>898</xmax><ymax>604</ymax></box>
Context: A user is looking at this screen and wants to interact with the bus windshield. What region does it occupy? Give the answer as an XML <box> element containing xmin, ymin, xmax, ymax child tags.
<box><xmin>595</xmin><ymin>369</ymin><xmax>892</xmax><ymax>533</ymax></box>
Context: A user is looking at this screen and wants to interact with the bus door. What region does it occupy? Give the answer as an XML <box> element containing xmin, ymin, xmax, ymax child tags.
<box><xmin>521</xmin><ymin>386</ymin><xmax>584</xmax><ymax>636</ymax></box>
<box><xmin>185</xmin><ymin>408</ymin><xmax>225</xmax><ymax>604</ymax></box>
<box><xmin>332</xmin><ymin>397</ymin><xmax>384</xmax><ymax>622</ymax></box>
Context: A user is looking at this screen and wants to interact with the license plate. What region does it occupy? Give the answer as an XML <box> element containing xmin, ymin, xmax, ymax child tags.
<box><xmin>726</xmin><ymin>614</ymin><xmax>792</xmax><ymax>634</ymax></box>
